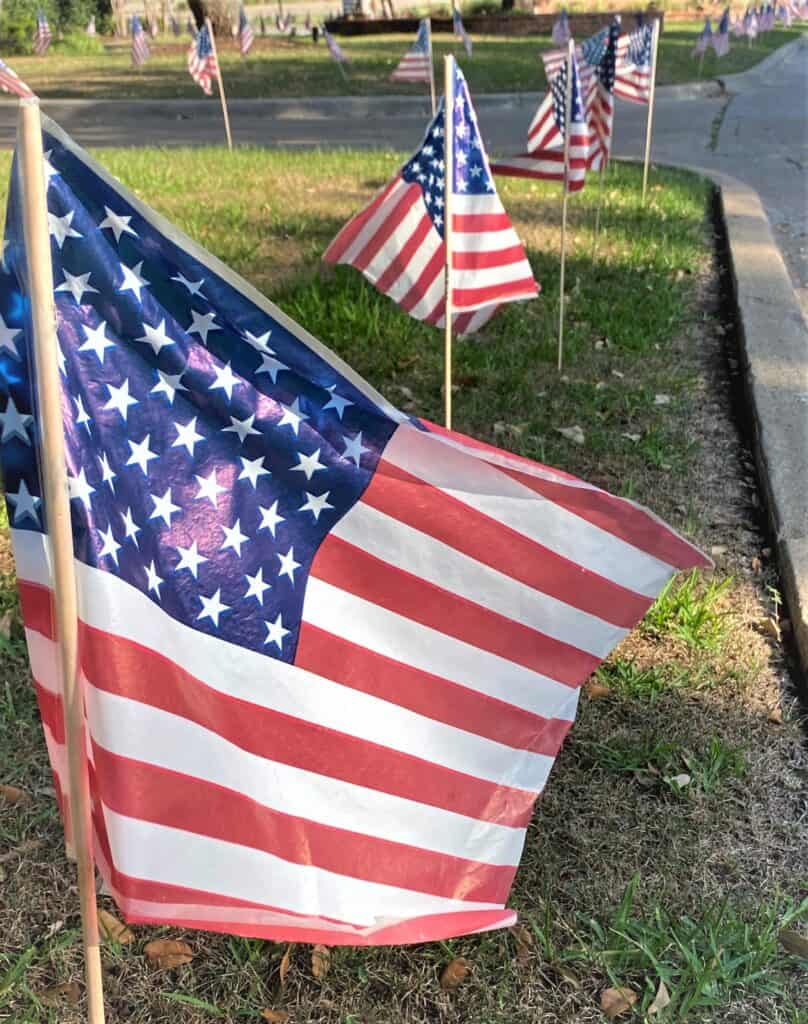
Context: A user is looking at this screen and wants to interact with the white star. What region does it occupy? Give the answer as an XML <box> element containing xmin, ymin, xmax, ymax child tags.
<box><xmin>118</xmin><ymin>260</ymin><xmax>149</xmax><ymax>300</ymax></box>
<box><xmin>7</xmin><ymin>479</ymin><xmax>40</xmax><ymax>525</ymax></box>
<box><xmin>0</xmin><ymin>315</ymin><xmax>21</xmax><ymax>359</ymax></box>
<box><xmin>277</xmin><ymin>545</ymin><xmax>301</xmax><ymax>583</ymax></box>
<box><xmin>291</xmin><ymin>448</ymin><xmax>326</xmax><ymax>481</ymax></box>
<box><xmin>197</xmin><ymin>589</ymin><xmax>230</xmax><ymax>628</ymax></box>
<box><xmin>145</xmin><ymin>559</ymin><xmax>163</xmax><ymax>596</ymax></box>
<box><xmin>172</xmin><ymin>272</ymin><xmax>205</xmax><ymax>296</ymax></box>
<box><xmin>322</xmin><ymin>387</ymin><xmax>354</xmax><ymax>419</ymax></box>
<box><xmin>470</xmin><ymin>165</ymin><xmax>482</xmax><ymax>178</ymax></box>
<box><xmin>264</xmin><ymin>612</ymin><xmax>290</xmax><ymax>650</ymax></box>
<box><xmin>98</xmin><ymin>451</ymin><xmax>116</xmax><ymax>491</ymax></box>
<box><xmin>209</xmin><ymin>362</ymin><xmax>240</xmax><ymax>401</ymax></box>
<box><xmin>172</xmin><ymin>417</ymin><xmax>204</xmax><ymax>456</ymax></box>
<box><xmin>243</xmin><ymin>567</ymin><xmax>271</xmax><ymax>604</ymax></box>
<box><xmin>256</xmin><ymin>352</ymin><xmax>289</xmax><ymax>383</ymax></box>
<box><xmin>277</xmin><ymin>397</ymin><xmax>308</xmax><ymax>436</ymax></box>
<box><xmin>223</xmin><ymin>413</ymin><xmax>260</xmax><ymax>443</ymax></box>
<box><xmin>220</xmin><ymin>518</ymin><xmax>249</xmax><ymax>557</ymax></box>
<box><xmin>149</xmin><ymin>487</ymin><xmax>181</xmax><ymax>527</ymax></box>
<box><xmin>195</xmin><ymin>468</ymin><xmax>226</xmax><ymax>506</ymax></box>
<box><xmin>137</xmin><ymin>319</ymin><xmax>174</xmax><ymax>355</ymax></box>
<box><xmin>68</xmin><ymin>467</ymin><xmax>95</xmax><ymax>509</ymax></box>
<box><xmin>97</xmin><ymin>525</ymin><xmax>122</xmax><ymax>567</ymax></box>
<box><xmin>75</xmin><ymin>394</ymin><xmax>92</xmax><ymax>433</ymax></box>
<box><xmin>299</xmin><ymin>490</ymin><xmax>334</xmax><ymax>522</ymax></box>
<box><xmin>258</xmin><ymin>499</ymin><xmax>284</xmax><ymax>538</ymax></box>
<box><xmin>126</xmin><ymin>434</ymin><xmax>158</xmax><ymax>476</ymax></box>
<box><xmin>175</xmin><ymin>540</ymin><xmax>208</xmax><ymax>578</ymax></box>
<box><xmin>43</xmin><ymin>150</ymin><xmax>58</xmax><ymax>182</ymax></box>
<box><xmin>48</xmin><ymin>209</ymin><xmax>82</xmax><ymax>249</ymax></box>
<box><xmin>342</xmin><ymin>431</ymin><xmax>370</xmax><ymax>467</ymax></box>
<box><xmin>0</xmin><ymin>396</ymin><xmax>32</xmax><ymax>444</ymax></box>
<box><xmin>188</xmin><ymin>309</ymin><xmax>219</xmax><ymax>343</ymax></box>
<box><xmin>55</xmin><ymin>268</ymin><xmax>97</xmax><ymax>304</ymax></box>
<box><xmin>99</xmin><ymin>206</ymin><xmax>137</xmax><ymax>243</ymax></box>
<box><xmin>238</xmin><ymin>455</ymin><xmax>270</xmax><ymax>489</ymax></box>
<box><xmin>121</xmin><ymin>506</ymin><xmax>141</xmax><ymax>545</ymax></box>
<box><xmin>104</xmin><ymin>379</ymin><xmax>138</xmax><ymax>422</ymax></box>
<box><xmin>243</xmin><ymin>328</ymin><xmax>273</xmax><ymax>353</ymax></box>
<box><xmin>151</xmin><ymin>368</ymin><xmax>186</xmax><ymax>405</ymax></box>
<box><xmin>79</xmin><ymin>320</ymin><xmax>115</xmax><ymax>364</ymax></box>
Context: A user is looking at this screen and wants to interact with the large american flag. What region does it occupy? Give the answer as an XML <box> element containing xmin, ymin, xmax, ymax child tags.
<box><xmin>0</xmin><ymin>58</ymin><xmax>34</xmax><ymax>99</ymax></box>
<box><xmin>188</xmin><ymin>24</ymin><xmax>218</xmax><ymax>95</ymax></box>
<box><xmin>390</xmin><ymin>19</ymin><xmax>432</xmax><ymax>83</ymax></box>
<box><xmin>490</xmin><ymin>49</ymin><xmax>589</xmax><ymax>191</ymax></box>
<box><xmin>238</xmin><ymin>6</ymin><xmax>254</xmax><ymax>56</ymax></box>
<box><xmin>325</xmin><ymin>63</ymin><xmax>538</xmax><ymax>334</ymax></box>
<box><xmin>33</xmin><ymin>11</ymin><xmax>52</xmax><ymax>55</ymax></box>
<box><xmin>131</xmin><ymin>15</ymin><xmax>151</xmax><ymax>67</ymax></box>
<box><xmin>0</xmin><ymin>116</ymin><xmax>708</xmax><ymax>946</ymax></box>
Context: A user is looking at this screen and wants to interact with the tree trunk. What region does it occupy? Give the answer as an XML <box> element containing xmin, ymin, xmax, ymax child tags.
<box><xmin>187</xmin><ymin>0</ymin><xmax>231</xmax><ymax>34</ymax></box>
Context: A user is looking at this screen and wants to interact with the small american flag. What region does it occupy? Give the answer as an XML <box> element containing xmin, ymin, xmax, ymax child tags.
<box><xmin>188</xmin><ymin>24</ymin><xmax>218</xmax><ymax>95</ymax></box>
<box><xmin>33</xmin><ymin>11</ymin><xmax>52</xmax><ymax>55</ymax></box>
<box><xmin>86</xmin><ymin>15</ymin><xmax>96</xmax><ymax>35</ymax></box>
<box><xmin>391</xmin><ymin>19</ymin><xmax>432</xmax><ymax>83</ymax></box>
<box><xmin>491</xmin><ymin>49</ymin><xmax>589</xmax><ymax>192</ymax></box>
<box><xmin>238</xmin><ymin>7</ymin><xmax>254</xmax><ymax>56</ymax></box>
<box><xmin>586</xmin><ymin>20</ymin><xmax>619</xmax><ymax>170</ymax></box>
<box><xmin>714</xmin><ymin>8</ymin><xmax>731</xmax><ymax>54</ymax></box>
<box><xmin>0</xmin><ymin>57</ymin><xmax>34</xmax><ymax>98</ymax></box>
<box><xmin>326</xmin><ymin>61</ymin><xmax>538</xmax><ymax>334</ymax></box>
<box><xmin>692</xmin><ymin>17</ymin><xmax>713</xmax><ymax>56</ymax></box>
<box><xmin>0</xmin><ymin>113</ymin><xmax>708</xmax><ymax>946</ymax></box>
<box><xmin>323</xmin><ymin>28</ymin><xmax>349</xmax><ymax>63</ymax></box>
<box><xmin>131</xmin><ymin>16</ymin><xmax>151</xmax><ymax>67</ymax></box>
<box><xmin>743</xmin><ymin>9</ymin><xmax>759</xmax><ymax>38</ymax></box>
<box><xmin>614</xmin><ymin>22</ymin><xmax>654</xmax><ymax>104</ymax></box>
<box><xmin>551</xmin><ymin>8</ymin><xmax>570</xmax><ymax>46</ymax></box>
<box><xmin>453</xmin><ymin>9</ymin><xmax>472</xmax><ymax>57</ymax></box>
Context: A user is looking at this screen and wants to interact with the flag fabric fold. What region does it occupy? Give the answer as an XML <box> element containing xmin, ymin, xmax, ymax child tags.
<box><xmin>390</xmin><ymin>19</ymin><xmax>432</xmax><ymax>82</ymax></box>
<box><xmin>188</xmin><ymin>23</ymin><xmax>218</xmax><ymax>95</ymax></box>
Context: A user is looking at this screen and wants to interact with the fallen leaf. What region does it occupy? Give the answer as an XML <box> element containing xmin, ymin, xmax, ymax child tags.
<box><xmin>648</xmin><ymin>979</ymin><xmax>671</xmax><ymax>1015</ymax></box>
<box><xmin>311</xmin><ymin>944</ymin><xmax>330</xmax><ymax>980</ymax></box>
<box><xmin>261</xmin><ymin>1011</ymin><xmax>290</xmax><ymax>1023</ymax></box>
<box><xmin>98</xmin><ymin>908</ymin><xmax>134</xmax><ymax>945</ymax></box>
<box><xmin>279</xmin><ymin>943</ymin><xmax>293</xmax><ymax>987</ymax></box>
<box><xmin>509</xmin><ymin>923</ymin><xmax>533</xmax><ymax>962</ymax></box>
<box><xmin>600</xmin><ymin>986</ymin><xmax>638</xmax><ymax>1019</ymax></box>
<box><xmin>767</xmin><ymin>706</ymin><xmax>783</xmax><ymax>724</ymax></box>
<box><xmin>440</xmin><ymin>956</ymin><xmax>471</xmax><ymax>991</ymax></box>
<box><xmin>668</xmin><ymin>772</ymin><xmax>692</xmax><ymax>789</ymax></box>
<box><xmin>779</xmin><ymin>928</ymin><xmax>808</xmax><ymax>959</ymax></box>
<box><xmin>0</xmin><ymin>783</ymin><xmax>30</xmax><ymax>804</ymax></box>
<box><xmin>556</xmin><ymin>425</ymin><xmax>585</xmax><ymax>446</ymax></box>
<box><xmin>621</xmin><ymin>432</ymin><xmax>641</xmax><ymax>444</ymax></box>
<box><xmin>144</xmin><ymin>938</ymin><xmax>193</xmax><ymax>969</ymax></box>
<box><xmin>585</xmin><ymin>681</ymin><xmax>611</xmax><ymax>701</ymax></box>
<box><xmin>39</xmin><ymin>981</ymin><xmax>81</xmax><ymax>1007</ymax></box>
<box><xmin>654</xmin><ymin>394</ymin><xmax>671</xmax><ymax>405</ymax></box>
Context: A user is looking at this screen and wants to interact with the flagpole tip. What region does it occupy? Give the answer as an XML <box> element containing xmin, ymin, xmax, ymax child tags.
<box><xmin>20</xmin><ymin>96</ymin><xmax>40</xmax><ymax>109</ymax></box>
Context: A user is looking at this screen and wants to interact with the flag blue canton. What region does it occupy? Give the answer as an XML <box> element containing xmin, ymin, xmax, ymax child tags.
<box><xmin>196</xmin><ymin>24</ymin><xmax>213</xmax><ymax>58</ymax></box>
<box><xmin>597</xmin><ymin>22</ymin><xmax>620</xmax><ymax>91</ymax></box>
<box><xmin>400</xmin><ymin>66</ymin><xmax>493</xmax><ymax>239</ymax></box>
<box><xmin>0</xmin><ymin>130</ymin><xmax>398</xmax><ymax>665</ymax></box>
<box><xmin>580</xmin><ymin>26</ymin><xmax>609</xmax><ymax>66</ymax></box>
<box><xmin>412</xmin><ymin>19</ymin><xmax>430</xmax><ymax>54</ymax></box>
<box><xmin>550</xmin><ymin>59</ymin><xmax>584</xmax><ymax>134</ymax></box>
<box><xmin>627</xmin><ymin>24</ymin><xmax>652</xmax><ymax>67</ymax></box>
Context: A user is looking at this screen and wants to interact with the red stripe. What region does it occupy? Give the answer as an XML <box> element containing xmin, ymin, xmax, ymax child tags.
<box><xmin>453</xmin><ymin>211</ymin><xmax>512</xmax><ymax>233</ymax></box>
<box><xmin>373</xmin><ymin>210</ymin><xmax>433</xmax><ymax>294</ymax></box>
<box><xmin>353</xmin><ymin>185</ymin><xmax>422</xmax><ymax>273</ymax></box>
<box><xmin>18</xmin><ymin>579</ymin><xmax>54</xmax><ymax>639</ymax></box>
<box><xmin>79</xmin><ymin>624</ymin><xmax>535</xmax><ymax>827</ymax></box>
<box><xmin>362</xmin><ymin>458</ymin><xmax>651</xmax><ymax>627</ymax></box>
<box><xmin>91</xmin><ymin>742</ymin><xmax>515</xmax><ymax>904</ymax></box>
<box><xmin>33</xmin><ymin>680</ymin><xmax>65</xmax><ymax>744</ymax></box>
<box><xmin>453</xmin><ymin>244</ymin><xmax>528</xmax><ymax>271</ymax></box>
<box><xmin>453</xmin><ymin>277</ymin><xmax>538</xmax><ymax>307</ymax></box>
<box><xmin>324</xmin><ymin>178</ymin><xmax>401</xmax><ymax>264</ymax></box>
<box><xmin>399</xmin><ymin>244</ymin><xmax>444</xmax><ymax>314</ymax></box>
<box><xmin>297</xmin><ymin>621</ymin><xmax>575</xmax><ymax>755</ymax></box>
<box><xmin>311</xmin><ymin>534</ymin><xmax>598</xmax><ymax>687</ymax></box>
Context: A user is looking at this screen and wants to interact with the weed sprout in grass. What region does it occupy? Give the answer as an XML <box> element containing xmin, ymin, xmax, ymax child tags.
<box><xmin>643</xmin><ymin>570</ymin><xmax>733</xmax><ymax>651</ymax></box>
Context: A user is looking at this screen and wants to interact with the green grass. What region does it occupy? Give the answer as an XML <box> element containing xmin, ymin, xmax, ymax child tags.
<box><xmin>4</xmin><ymin>25</ymin><xmax>801</xmax><ymax>99</ymax></box>
<box><xmin>643</xmin><ymin>570</ymin><xmax>733</xmax><ymax>650</ymax></box>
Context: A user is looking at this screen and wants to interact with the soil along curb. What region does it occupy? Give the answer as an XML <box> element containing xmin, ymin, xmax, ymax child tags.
<box><xmin>715</xmin><ymin>171</ymin><xmax>808</xmax><ymax>677</ymax></box>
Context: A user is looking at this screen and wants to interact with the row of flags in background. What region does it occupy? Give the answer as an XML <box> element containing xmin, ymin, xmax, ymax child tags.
<box><xmin>694</xmin><ymin>2</ymin><xmax>801</xmax><ymax>55</ymax></box>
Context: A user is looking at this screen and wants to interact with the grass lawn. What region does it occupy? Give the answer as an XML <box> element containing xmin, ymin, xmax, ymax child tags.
<box><xmin>4</xmin><ymin>25</ymin><xmax>802</xmax><ymax>99</ymax></box>
<box><xmin>1</xmin><ymin>148</ymin><xmax>807</xmax><ymax>1022</ymax></box>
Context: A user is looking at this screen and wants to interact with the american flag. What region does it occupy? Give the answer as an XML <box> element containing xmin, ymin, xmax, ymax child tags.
<box><xmin>238</xmin><ymin>6</ymin><xmax>254</xmax><ymax>56</ymax></box>
<box><xmin>551</xmin><ymin>7</ymin><xmax>570</xmax><ymax>46</ymax></box>
<box><xmin>86</xmin><ymin>15</ymin><xmax>96</xmax><ymax>35</ymax></box>
<box><xmin>390</xmin><ymin>19</ymin><xmax>432</xmax><ymax>83</ymax></box>
<box><xmin>453</xmin><ymin>8</ymin><xmax>472</xmax><ymax>57</ymax></box>
<box><xmin>0</xmin><ymin>115</ymin><xmax>708</xmax><ymax>945</ymax></box>
<box><xmin>326</xmin><ymin>62</ymin><xmax>538</xmax><ymax>334</ymax></box>
<box><xmin>777</xmin><ymin>3</ymin><xmax>793</xmax><ymax>25</ymax></box>
<box><xmin>491</xmin><ymin>50</ymin><xmax>589</xmax><ymax>191</ymax></box>
<box><xmin>743</xmin><ymin>9</ymin><xmax>759</xmax><ymax>37</ymax></box>
<box><xmin>585</xmin><ymin>20</ymin><xmax>619</xmax><ymax>171</ymax></box>
<box><xmin>131</xmin><ymin>16</ymin><xmax>151</xmax><ymax>67</ymax></box>
<box><xmin>33</xmin><ymin>11</ymin><xmax>52</xmax><ymax>55</ymax></box>
<box><xmin>188</xmin><ymin>24</ymin><xmax>218</xmax><ymax>95</ymax></box>
<box><xmin>323</xmin><ymin>27</ymin><xmax>349</xmax><ymax>63</ymax></box>
<box><xmin>693</xmin><ymin>17</ymin><xmax>713</xmax><ymax>56</ymax></box>
<box><xmin>0</xmin><ymin>58</ymin><xmax>34</xmax><ymax>99</ymax></box>
<box><xmin>714</xmin><ymin>8</ymin><xmax>731</xmax><ymax>55</ymax></box>
<box><xmin>614</xmin><ymin>22</ymin><xmax>654</xmax><ymax>104</ymax></box>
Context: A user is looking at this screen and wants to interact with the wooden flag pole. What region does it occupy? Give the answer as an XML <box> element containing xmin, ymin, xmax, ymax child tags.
<box><xmin>18</xmin><ymin>98</ymin><xmax>106</xmax><ymax>1024</ymax></box>
<box><xmin>641</xmin><ymin>16</ymin><xmax>661</xmax><ymax>204</ymax></box>
<box><xmin>206</xmin><ymin>18</ymin><xmax>233</xmax><ymax>151</ymax></box>
<box><xmin>443</xmin><ymin>54</ymin><xmax>454</xmax><ymax>429</ymax></box>
<box><xmin>557</xmin><ymin>38</ymin><xmax>574</xmax><ymax>373</ymax></box>
<box><xmin>427</xmin><ymin>19</ymin><xmax>437</xmax><ymax>116</ymax></box>
<box><xmin>592</xmin><ymin>162</ymin><xmax>607</xmax><ymax>256</ymax></box>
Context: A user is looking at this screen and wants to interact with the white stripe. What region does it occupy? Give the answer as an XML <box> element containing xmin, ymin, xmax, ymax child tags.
<box><xmin>303</xmin><ymin>576</ymin><xmax>580</xmax><ymax>723</ymax></box>
<box><xmin>360</xmin><ymin>199</ymin><xmax>426</xmax><ymax>290</ymax></box>
<box><xmin>332</xmin><ymin>501</ymin><xmax>628</xmax><ymax>652</ymax></box>
<box><xmin>341</xmin><ymin>177</ymin><xmax>410</xmax><ymax>266</ymax></box>
<box><xmin>381</xmin><ymin>427</ymin><xmax>676</xmax><ymax>597</ymax></box>
<box><xmin>453</xmin><ymin>260</ymin><xmax>537</xmax><ymax>292</ymax></box>
<box><xmin>384</xmin><ymin>216</ymin><xmax>441</xmax><ymax>305</ymax></box>
<box><xmin>451</xmin><ymin>228</ymin><xmax>516</xmax><ymax>252</ymax></box>
<box><xmin>452</xmin><ymin>193</ymin><xmax>510</xmax><ymax>215</ymax></box>
<box><xmin>84</xmin><ymin>683</ymin><xmax>526</xmax><ymax>868</ymax></box>
<box><xmin>102</xmin><ymin>808</ymin><xmax>502</xmax><ymax>927</ymax></box>
<box><xmin>405</xmin><ymin>262</ymin><xmax>445</xmax><ymax>321</ymax></box>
